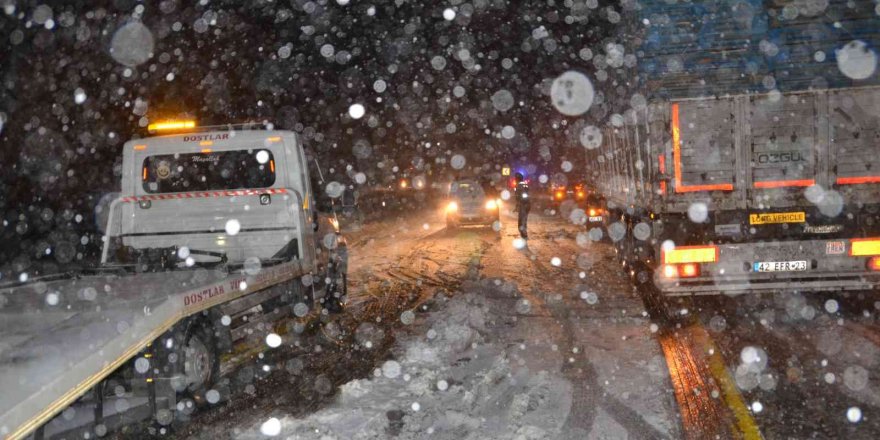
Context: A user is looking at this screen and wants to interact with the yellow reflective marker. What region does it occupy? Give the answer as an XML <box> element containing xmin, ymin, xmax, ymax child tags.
<box><xmin>662</xmin><ymin>245</ymin><xmax>718</xmax><ymax>264</ymax></box>
<box><xmin>502</xmin><ymin>167</ymin><xmax>511</xmax><ymax>176</ymax></box>
<box><xmin>850</xmin><ymin>238</ymin><xmax>880</xmax><ymax>256</ymax></box>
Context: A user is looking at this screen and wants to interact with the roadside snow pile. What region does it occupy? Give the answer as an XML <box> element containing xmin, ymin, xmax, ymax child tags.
<box><xmin>243</xmin><ymin>279</ymin><xmax>572</xmax><ymax>439</ymax></box>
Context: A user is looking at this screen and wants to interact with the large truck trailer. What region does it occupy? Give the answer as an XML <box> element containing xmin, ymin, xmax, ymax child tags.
<box><xmin>0</xmin><ymin>122</ymin><xmax>347</xmax><ymax>439</ymax></box>
<box><xmin>586</xmin><ymin>0</ymin><xmax>880</xmax><ymax>296</ymax></box>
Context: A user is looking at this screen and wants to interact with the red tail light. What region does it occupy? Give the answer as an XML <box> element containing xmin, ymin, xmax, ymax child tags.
<box><xmin>868</xmin><ymin>257</ymin><xmax>880</xmax><ymax>272</ymax></box>
<box><xmin>679</xmin><ymin>263</ymin><xmax>700</xmax><ymax>278</ymax></box>
<box><xmin>661</xmin><ymin>263</ymin><xmax>701</xmax><ymax>278</ymax></box>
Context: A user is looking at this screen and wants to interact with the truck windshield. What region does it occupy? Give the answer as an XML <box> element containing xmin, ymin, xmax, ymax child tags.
<box><xmin>450</xmin><ymin>182</ymin><xmax>484</xmax><ymax>197</ymax></box>
<box><xmin>142</xmin><ymin>149</ymin><xmax>275</xmax><ymax>194</ymax></box>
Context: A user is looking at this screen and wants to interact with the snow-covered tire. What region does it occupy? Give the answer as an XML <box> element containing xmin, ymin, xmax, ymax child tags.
<box><xmin>176</xmin><ymin>322</ymin><xmax>219</xmax><ymax>408</ymax></box>
<box><xmin>324</xmin><ymin>263</ymin><xmax>347</xmax><ymax>314</ymax></box>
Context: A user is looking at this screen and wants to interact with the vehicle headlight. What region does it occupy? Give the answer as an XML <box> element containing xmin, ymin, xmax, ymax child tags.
<box><xmin>485</xmin><ymin>200</ymin><xmax>497</xmax><ymax>210</ymax></box>
<box><xmin>447</xmin><ymin>201</ymin><xmax>458</xmax><ymax>212</ymax></box>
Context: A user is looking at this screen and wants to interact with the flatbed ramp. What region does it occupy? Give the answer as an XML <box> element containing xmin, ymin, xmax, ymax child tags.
<box><xmin>0</xmin><ymin>260</ymin><xmax>308</xmax><ymax>440</ymax></box>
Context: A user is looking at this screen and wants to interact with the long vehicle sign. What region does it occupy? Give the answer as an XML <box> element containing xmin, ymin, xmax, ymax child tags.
<box><xmin>749</xmin><ymin>212</ymin><xmax>805</xmax><ymax>225</ymax></box>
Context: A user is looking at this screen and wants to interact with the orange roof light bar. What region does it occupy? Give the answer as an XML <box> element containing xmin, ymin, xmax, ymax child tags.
<box><xmin>147</xmin><ymin>120</ymin><xmax>196</xmax><ymax>132</ymax></box>
<box><xmin>850</xmin><ymin>238</ymin><xmax>880</xmax><ymax>257</ymax></box>
<box><xmin>133</xmin><ymin>144</ymin><xmax>147</xmax><ymax>151</ymax></box>
<box><xmin>201</xmin><ymin>148</ymin><xmax>212</xmax><ymax>153</ymax></box>
<box><xmin>199</xmin><ymin>140</ymin><xmax>213</xmax><ymax>146</ymax></box>
<box><xmin>754</xmin><ymin>179</ymin><xmax>815</xmax><ymax>189</ymax></box>
<box><xmin>671</xmin><ymin>103</ymin><xmax>734</xmax><ymax>193</ymax></box>
<box><xmin>662</xmin><ymin>245</ymin><xmax>719</xmax><ymax>264</ymax></box>
<box><xmin>837</xmin><ymin>176</ymin><xmax>880</xmax><ymax>185</ymax></box>
<box><xmin>267</xmin><ymin>136</ymin><xmax>282</xmax><ymax>142</ymax></box>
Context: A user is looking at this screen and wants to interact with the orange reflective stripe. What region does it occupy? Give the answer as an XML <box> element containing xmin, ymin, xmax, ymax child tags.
<box><xmin>675</xmin><ymin>183</ymin><xmax>734</xmax><ymax>192</ymax></box>
<box><xmin>837</xmin><ymin>176</ymin><xmax>880</xmax><ymax>185</ymax></box>
<box><xmin>754</xmin><ymin>179</ymin><xmax>815</xmax><ymax>189</ymax></box>
<box><xmin>672</xmin><ymin>103</ymin><xmax>682</xmax><ymax>187</ymax></box>
<box><xmin>658</xmin><ymin>154</ymin><xmax>666</xmax><ymax>174</ymax></box>
<box><xmin>671</xmin><ymin>103</ymin><xmax>734</xmax><ymax>193</ymax></box>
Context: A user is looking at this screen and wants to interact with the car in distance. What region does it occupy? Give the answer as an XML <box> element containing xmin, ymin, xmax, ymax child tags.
<box><xmin>445</xmin><ymin>179</ymin><xmax>500</xmax><ymax>230</ymax></box>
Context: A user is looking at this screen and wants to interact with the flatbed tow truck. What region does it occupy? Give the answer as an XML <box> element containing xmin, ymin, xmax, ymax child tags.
<box><xmin>0</xmin><ymin>121</ymin><xmax>347</xmax><ymax>439</ymax></box>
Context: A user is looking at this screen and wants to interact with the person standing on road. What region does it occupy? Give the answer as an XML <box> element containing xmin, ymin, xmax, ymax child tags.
<box><xmin>514</xmin><ymin>173</ymin><xmax>530</xmax><ymax>239</ymax></box>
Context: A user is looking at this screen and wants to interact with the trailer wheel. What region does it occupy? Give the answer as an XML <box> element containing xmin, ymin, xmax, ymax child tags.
<box><xmin>180</xmin><ymin>323</ymin><xmax>219</xmax><ymax>407</ymax></box>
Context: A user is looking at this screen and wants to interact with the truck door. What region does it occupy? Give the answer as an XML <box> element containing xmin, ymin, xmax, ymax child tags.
<box><xmin>747</xmin><ymin>93</ymin><xmax>820</xmax><ymax>208</ymax></box>
<box><xmin>670</xmin><ymin>100</ymin><xmax>737</xmax><ymax>195</ymax></box>
<box><xmin>828</xmin><ymin>88</ymin><xmax>880</xmax><ymax>206</ymax></box>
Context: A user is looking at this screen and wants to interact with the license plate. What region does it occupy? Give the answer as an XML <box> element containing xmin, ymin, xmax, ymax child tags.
<box><xmin>749</xmin><ymin>212</ymin><xmax>805</xmax><ymax>225</ymax></box>
<box><xmin>588</xmin><ymin>216</ymin><xmax>603</xmax><ymax>222</ymax></box>
<box><xmin>753</xmin><ymin>260</ymin><xmax>808</xmax><ymax>272</ymax></box>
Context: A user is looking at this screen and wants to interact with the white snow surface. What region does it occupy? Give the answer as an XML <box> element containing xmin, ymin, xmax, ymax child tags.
<box><xmin>239</xmin><ymin>280</ymin><xmax>574</xmax><ymax>439</ymax></box>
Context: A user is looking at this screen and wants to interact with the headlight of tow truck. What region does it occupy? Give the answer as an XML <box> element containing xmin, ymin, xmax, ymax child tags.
<box><xmin>446</xmin><ymin>201</ymin><xmax>458</xmax><ymax>212</ymax></box>
<box><xmin>485</xmin><ymin>199</ymin><xmax>498</xmax><ymax>210</ymax></box>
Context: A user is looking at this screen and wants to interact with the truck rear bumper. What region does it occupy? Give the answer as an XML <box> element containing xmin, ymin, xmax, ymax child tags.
<box><xmin>655</xmin><ymin>238</ymin><xmax>880</xmax><ymax>296</ymax></box>
<box><xmin>659</xmin><ymin>273</ymin><xmax>880</xmax><ymax>296</ymax></box>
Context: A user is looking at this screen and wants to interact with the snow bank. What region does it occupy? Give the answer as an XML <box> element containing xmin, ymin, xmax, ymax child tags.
<box><xmin>241</xmin><ymin>279</ymin><xmax>573</xmax><ymax>439</ymax></box>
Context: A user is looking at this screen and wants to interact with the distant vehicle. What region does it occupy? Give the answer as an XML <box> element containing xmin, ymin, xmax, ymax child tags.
<box><xmin>0</xmin><ymin>120</ymin><xmax>348</xmax><ymax>440</ymax></box>
<box><xmin>445</xmin><ymin>179</ymin><xmax>500</xmax><ymax>230</ymax></box>
<box><xmin>550</xmin><ymin>182</ymin><xmax>587</xmax><ymax>208</ymax></box>
<box><xmin>583</xmin><ymin>193</ymin><xmax>607</xmax><ymax>229</ymax></box>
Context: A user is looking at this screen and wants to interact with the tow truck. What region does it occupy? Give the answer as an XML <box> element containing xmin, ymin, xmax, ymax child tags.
<box><xmin>0</xmin><ymin>120</ymin><xmax>347</xmax><ymax>439</ymax></box>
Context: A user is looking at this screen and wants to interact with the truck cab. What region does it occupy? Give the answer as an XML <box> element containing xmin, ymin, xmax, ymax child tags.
<box><xmin>102</xmin><ymin>124</ymin><xmax>330</xmax><ymax>271</ymax></box>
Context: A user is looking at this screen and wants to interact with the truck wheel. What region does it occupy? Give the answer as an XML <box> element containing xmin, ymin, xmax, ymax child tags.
<box><xmin>180</xmin><ymin>323</ymin><xmax>219</xmax><ymax>407</ymax></box>
<box><xmin>324</xmin><ymin>264</ymin><xmax>347</xmax><ymax>314</ymax></box>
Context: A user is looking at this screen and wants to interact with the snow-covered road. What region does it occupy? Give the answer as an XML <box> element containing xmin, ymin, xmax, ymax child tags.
<box><xmin>179</xmin><ymin>205</ymin><xmax>880</xmax><ymax>440</ymax></box>
<box><xmin>185</xmin><ymin>207</ymin><xmax>681</xmax><ymax>439</ymax></box>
